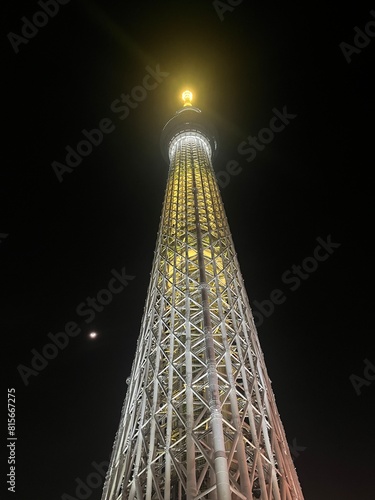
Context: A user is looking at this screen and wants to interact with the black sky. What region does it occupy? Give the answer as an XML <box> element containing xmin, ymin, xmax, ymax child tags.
<box><xmin>3</xmin><ymin>1</ymin><xmax>375</xmax><ymax>499</ymax></box>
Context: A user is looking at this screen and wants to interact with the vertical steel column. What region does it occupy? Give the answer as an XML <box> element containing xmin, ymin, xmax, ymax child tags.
<box><xmin>191</xmin><ymin>155</ymin><xmax>232</xmax><ymax>500</ymax></box>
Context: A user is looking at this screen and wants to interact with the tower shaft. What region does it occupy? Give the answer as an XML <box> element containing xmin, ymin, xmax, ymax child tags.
<box><xmin>102</xmin><ymin>105</ymin><xmax>304</xmax><ymax>500</ymax></box>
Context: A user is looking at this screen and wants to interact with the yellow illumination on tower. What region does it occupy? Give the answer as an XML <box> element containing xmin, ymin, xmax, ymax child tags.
<box><xmin>182</xmin><ymin>90</ymin><xmax>193</xmax><ymax>107</ymax></box>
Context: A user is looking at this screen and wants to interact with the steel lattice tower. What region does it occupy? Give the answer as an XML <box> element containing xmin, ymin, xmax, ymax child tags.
<box><xmin>101</xmin><ymin>91</ymin><xmax>304</xmax><ymax>500</ymax></box>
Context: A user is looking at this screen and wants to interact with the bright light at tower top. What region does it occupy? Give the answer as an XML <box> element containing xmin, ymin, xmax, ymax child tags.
<box><xmin>182</xmin><ymin>90</ymin><xmax>193</xmax><ymax>107</ymax></box>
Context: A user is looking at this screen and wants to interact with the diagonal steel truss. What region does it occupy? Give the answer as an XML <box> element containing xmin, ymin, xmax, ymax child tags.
<box><xmin>101</xmin><ymin>126</ymin><xmax>304</xmax><ymax>500</ymax></box>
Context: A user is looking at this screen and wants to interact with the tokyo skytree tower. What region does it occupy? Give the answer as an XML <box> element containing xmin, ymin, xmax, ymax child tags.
<box><xmin>101</xmin><ymin>91</ymin><xmax>304</xmax><ymax>500</ymax></box>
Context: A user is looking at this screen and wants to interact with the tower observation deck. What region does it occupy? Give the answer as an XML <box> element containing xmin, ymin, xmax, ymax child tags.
<box><xmin>101</xmin><ymin>92</ymin><xmax>304</xmax><ymax>500</ymax></box>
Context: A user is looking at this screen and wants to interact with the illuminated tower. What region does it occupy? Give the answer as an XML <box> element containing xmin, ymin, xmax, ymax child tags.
<box><xmin>101</xmin><ymin>91</ymin><xmax>304</xmax><ymax>499</ymax></box>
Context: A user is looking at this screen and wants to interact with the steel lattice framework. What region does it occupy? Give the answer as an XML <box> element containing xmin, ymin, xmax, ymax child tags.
<box><xmin>101</xmin><ymin>97</ymin><xmax>304</xmax><ymax>500</ymax></box>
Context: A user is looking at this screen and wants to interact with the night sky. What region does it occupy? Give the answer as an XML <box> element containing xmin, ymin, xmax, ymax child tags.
<box><xmin>3</xmin><ymin>1</ymin><xmax>375</xmax><ymax>499</ymax></box>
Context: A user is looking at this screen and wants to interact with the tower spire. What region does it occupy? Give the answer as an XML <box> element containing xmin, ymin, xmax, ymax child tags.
<box><xmin>182</xmin><ymin>89</ymin><xmax>193</xmax><ymax>107</ymax></box>
<box><xmin>101</xmin><ymin>92</ymin><xmax>304</xmax><ymax>500</ymax></box>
